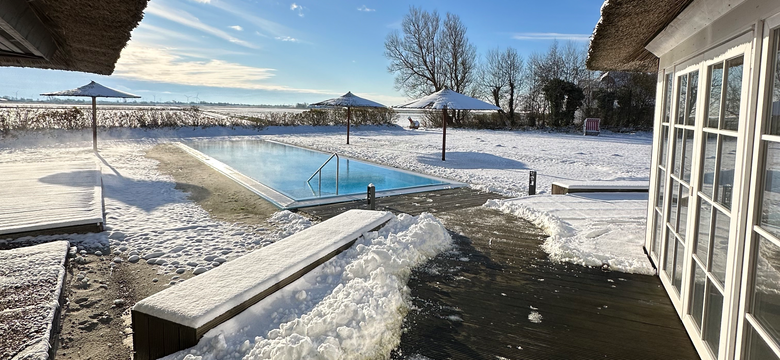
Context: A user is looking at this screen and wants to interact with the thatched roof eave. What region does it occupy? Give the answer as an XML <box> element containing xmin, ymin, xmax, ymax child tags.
<box><xmin>0</xmin><ymin>0</ymin><xmax>149</xmax><ymax>75</ymax></box>
<box><xmin>587</xmin><ymin>0</ymin><xmax>694</xmax><ymax>72</ymax></box>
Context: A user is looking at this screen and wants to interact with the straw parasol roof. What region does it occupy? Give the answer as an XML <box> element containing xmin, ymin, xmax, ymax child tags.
<box><xmin>312</xmin><ymin>92</ymin><xmax>385</xmax><ymax>108</ymax></box>
<box><xmin>0</xmin><ymin>0</ymin><xmax>149</xmax><ymax>75</ymax></box>
<box><xmin>41</xmin><ymin>81</ymin><xmax>140</xmax><ymax>151</ymax></box>
<box><xmin>587</xmin><ymin>0</ymin><xmax>693</xmax><ymax>72</ymax></box>
<box><xmin>395</xmin><ymin>88</ymin><xmax>500</xmax><ymax>161</ymax></box>
<box><xmin>41</xmin><ymin>81</ymin><xmax>140</xmax><ymax>98</ymax></box>
<box><xmin>395</xmin><ymin>88</ymin><xmax>500</xmax><ymax>111</ymax></box>
<box><xmin>312</xmin><ymin>92</ymin><xmax>386</xmax><ymax>145</ymax></box>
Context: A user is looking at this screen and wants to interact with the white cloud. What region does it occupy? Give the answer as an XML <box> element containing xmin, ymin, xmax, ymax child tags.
<box><xmin>357</xmin><ymin>5</ymin><xmax>375</xmax><ymax>12</ymax></box>
<box><xmin>275</xmin><ymin>36</ymin><xmax>299</xmax><ymax>42</ymax></box>
<box><xmin>208</xmin><ymin>1</ymin><xmax>293</xmax><ymax>38</ymax></box>
<box><xmin>190</xmin><ymin>0</ymin><xmax>210</xmax><ymax>3</ymax></box>
<box><xmin>290</xmin><ymin>3</ymin><xmax>305</xmax><ymax>17</ymax></box>
<box><xmin>229</xmin><ymin>25</ymin><xmax>243</xmax><ymax>31</ymax></box>
<box><xmin>511</xmin><ymin>33</ymin><xmax>591</xmax><ymax>41</ymax></box>
<box><xmin>145</xmin><ymin>2</ymin><xmax>258</xmax><ymax>49</ymax></box>
<box><xmin>114</xmin><ymin>43</ymin><xmax>332</xmax><ymax>94</ymax></box>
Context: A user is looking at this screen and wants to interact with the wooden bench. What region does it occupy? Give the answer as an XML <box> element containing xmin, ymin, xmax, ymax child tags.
<box><xmin>131</xmin><ymin>209</ymin><xmax>394</xmax><ymax>360</ymax></box>
<box><xmin>551</xmin><ymin>180</ymin><xmax>649</xmax><ymax>195</ymax></box>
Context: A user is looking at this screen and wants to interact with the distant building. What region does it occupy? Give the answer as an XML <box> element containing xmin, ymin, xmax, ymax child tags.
<box><xmin>589</xmin><ymin>1</ymin><xmax>780</xmax><ymax>359</ymax></box>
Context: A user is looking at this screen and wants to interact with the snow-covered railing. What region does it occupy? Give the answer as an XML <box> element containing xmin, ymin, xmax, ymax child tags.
<box><xmin>131</xmin><ymin>209</ymin><xmax>394</xmax><ymax>360</ymax></box>
<box><xmin>551</xmin><ymin>180</ymin><xmax>649</xmax><ymax>195</ymax></box>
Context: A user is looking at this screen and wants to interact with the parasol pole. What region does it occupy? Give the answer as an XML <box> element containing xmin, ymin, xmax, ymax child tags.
<box><xmin>442</xmin><ymin>105</ymin><xmax>447</xmax><ymax>161</ymax></box>
<box><xmin>347</xmin><ymin>106</ymin><xmax>351</xmax><ymax>145</ymax></box>
<box><xmin>91</xmin><ymin>96</ymin><xmax>97</xmax><ymax>152</ymax></box>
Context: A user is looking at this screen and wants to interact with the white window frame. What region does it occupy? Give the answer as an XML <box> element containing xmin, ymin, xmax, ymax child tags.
<box><xmin>735</xmin><ymin>12</ymin><xmax>780</xmax><ymax>360</ymax></box>
<box><xmin>655</xmin><ymin>30</ymin><xmax>757</xmax><ymax>360</ymax></box>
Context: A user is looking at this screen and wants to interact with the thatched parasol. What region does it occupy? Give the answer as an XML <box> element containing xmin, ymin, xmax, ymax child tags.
<box><xmin>41</xmin><ymin>81</ymin><xmax>140</xmax><ymax>151</ymax></box>
<box><xmin>395</xmin><ymin>88</ymin><xmax>500</xmax><ymax>161</ymax></box>
<box><xmin>311</xmin><ymin>92</ymin><xmax>386</xmax><ymax>145</ymax></box>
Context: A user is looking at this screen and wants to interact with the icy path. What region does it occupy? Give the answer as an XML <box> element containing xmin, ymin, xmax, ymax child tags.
<box><xmin>486</xmin><ymin>193</ymin><xmax>653</xmax><ymax>274</ymax></box>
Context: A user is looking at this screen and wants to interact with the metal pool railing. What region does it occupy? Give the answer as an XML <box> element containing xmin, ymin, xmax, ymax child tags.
<box><xmin>306</xmin><ymin>153</ymin><xmax>339</xmax><ymax>196</ymax></box>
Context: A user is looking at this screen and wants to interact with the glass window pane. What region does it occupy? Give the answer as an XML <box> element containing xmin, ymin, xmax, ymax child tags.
<box><xmin>665</xmin><ymin>73</ymin><xmax>674</xmax><ymax>123</ymax></box>
<box><xmin>745</xmin><ymin>325</ymin><xmax>780</xmax><ymax>360</ymax></box>
<box><xmin>669</xmin><ymin>180</ymin><xmax>680</xmax><ymax>229</ymax></box>
<box><xmin>768</xmin><ymin>34</ymin><xmax>780</xmax><ymax>136</ymax></box>
<box><xmin>660</xmin><ymin>125</ymin><xmax>669</xmax><ymax>168</ymax></box>
<box><xmin>717</xmin><ymin>135</ymin><xmax>738</xmax><ymax>210</ymax></box>
<box><xmin>674</xmin><ymin>239</ymin><xmax>686</xmax><ymax>291</ymax></box>
<box><xmin>665</xmin><ymin>227</ymin><xmax>675</xmax><ymax>277</ymax></box>
<box><xmin>690</xmin><ymin>263</ymin><xmax>706</xmax><ymax>329</ymax></box>
<box><xmin>656</xmin><ymin>168</ymin><xmax>666</xmax><ymax>210</ymax></box>
<box><xmin>697</xmin><ymin>200</ymin><xmax>712</xmax><ymax>261</ymax></box>
<box><xmin>708</xmin><ymin>63</ymin><xmax>724</xmax><ymax>128</ymax></box>
<box><xmin>683</xmin><ymin>129</ymin><xmax>695</xmax><ymax>183</ymax></box>
<box><xmin>761</xmin><ymin>142</ymin><xmax>780</xmax><ymax>238</ymax></box>
<box><xmin>702</xmin><ymin>133</ymin><xmax>718</xmax><ymax>200</ymax></box>
<box><xmin>678</xmin><ymin>74</ymin><xmax>688</xmax><ymax>124</ymax></box>
<box><xmin>679</xmin><ymin>184</ymin><xmax>690</xmax><ymax>237</ymax></box>
<box><xmin>723</xmin><ymin>57</ymin><xmax>743</xmax><ymax>131</ymax></box>
<box><xmin>687</xmin><ymin>71</ymin><xmax>699</xmax><ymax>126</ymax></box>
<box><xmin>704</xmin><ymin>278</ymin><xmax>724</xmax><ymax>355</ymax></box>
<box><xmin>712</xmin><ymin>208</ymin><xmax>731</xmax><ymax>285</ymax></box>
<box><xmin>673</xmin><ymin>128</ymin><xmax>684</xmax><ymax>177</ymax></box>
<box><xmin>751</xmin><ymin>235</ymin><xmax>780</xmax><ymax>346</ymax></box>
<box><xmin>653</xmin><ymin>210</ymin><xmax>663</xmax><ymax>257</ymax></box>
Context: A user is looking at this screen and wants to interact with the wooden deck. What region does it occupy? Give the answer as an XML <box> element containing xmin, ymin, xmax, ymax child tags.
<box><xmin>0</xmin><ymin>161</ymin><xmax>104</xmax><ymax>238</ymax></box>
<box><xmin>298</xmin><ymin>187</ymin><xmax>505</xmax><ymax>220</ymax></box>
<box><xmin>302</xmin><ymin>190</ymin><xmax>697</xmax><ymax>359</ymax></box>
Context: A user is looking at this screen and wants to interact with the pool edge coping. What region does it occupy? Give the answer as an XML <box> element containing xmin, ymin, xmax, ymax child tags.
<box><xmin>173</xmin><ymin>141</ymin><xmax>467</xmax><ymax>210</ymax></box>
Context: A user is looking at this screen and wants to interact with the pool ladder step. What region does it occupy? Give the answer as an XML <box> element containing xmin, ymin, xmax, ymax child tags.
<box><xmin>307</xmin><ymin>153</ymin><xmax>339</xmax><ymax>196</ymax></box>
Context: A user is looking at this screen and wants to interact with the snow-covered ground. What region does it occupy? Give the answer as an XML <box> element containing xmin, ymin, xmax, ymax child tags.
<box><xmin>0</xmin><ymin>241</ymin><xmax>69</xmax><ymax>360</ymax></box>
<box><xmin>486</xmin><ymin>193</ymin><xmax>653</xmax><ymax>274</ymax></box>
<box><xmin>0</xmin><ymin>124</ymin><xmax>654</xmax><ymax>359</ymax></box>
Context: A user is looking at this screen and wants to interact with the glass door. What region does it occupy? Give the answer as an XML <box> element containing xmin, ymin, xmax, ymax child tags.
<box><xmin>739</xmin><ymin>24</ymin><xmax>780</xmax><ymax>360</ymax></box>
<box><xmin>687</xmin><ymin>53</ymin><xmax>746</xmax><ymax>358</ymax></box>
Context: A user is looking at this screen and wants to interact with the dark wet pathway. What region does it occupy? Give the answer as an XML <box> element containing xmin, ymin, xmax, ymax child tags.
<box><xmin>300</xmin><ymin>192</ymin><xmax>698</xmax><ymax>360</ymax></box>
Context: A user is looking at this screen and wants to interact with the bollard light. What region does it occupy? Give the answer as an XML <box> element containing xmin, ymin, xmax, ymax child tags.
<box><xmin>367</xmin><ymin>183</ymin><xmax>376</xmax><ymax>210</ymax></box>
<box><xmin>529</xmin><ymin>171</ymin><xmax>537</xmax><ymax>195</ymax></box>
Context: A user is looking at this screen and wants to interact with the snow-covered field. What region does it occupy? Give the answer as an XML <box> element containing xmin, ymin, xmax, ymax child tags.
<box><xmin>0</xmin><ymin>124</ymin><xmax>654</xmax><ymax>359</ymax></box>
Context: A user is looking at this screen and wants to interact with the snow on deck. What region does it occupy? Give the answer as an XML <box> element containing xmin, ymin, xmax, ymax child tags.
<box><xmin>486</xmin><ymin>192</ymin><xmax>654</xmax><ymax>274</ymax></box>
<box><xmin>0</xmin><ymin>241</ymin><xmax>69</xmax><ymax>360</ymax></box>
<box><xmin>0</xmin><ymin>161</ymin><xmax>103</xmax><ymax>236</ymax></box>
<box><xmin>133</xmin><ymin>209</ymin><xmax>394</xmax><ymax>329</ymax></box>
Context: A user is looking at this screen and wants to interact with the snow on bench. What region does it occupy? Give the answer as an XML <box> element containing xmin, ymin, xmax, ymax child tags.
<box><xmin>551</xmin><ymin>180</ymin><xmax>649</xmax><ymax>195</ymax></box>
<box><xmin>131</xmin><ymin>209</ymin><xmax>394</xmax><ymax>360</ymax></box>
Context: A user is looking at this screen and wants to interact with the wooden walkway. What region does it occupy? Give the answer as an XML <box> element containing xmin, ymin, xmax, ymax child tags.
<box><xmin>301</xmin><ymin>190</ymin><xmax>697</xmax><ymax>359</ymax></box>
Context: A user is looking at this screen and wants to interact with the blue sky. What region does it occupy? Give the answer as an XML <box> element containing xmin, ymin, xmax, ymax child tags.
<box><xmin>0</xmin><ymin>0</ymin><xmax>603</xmax><ymax>105</ymax></box>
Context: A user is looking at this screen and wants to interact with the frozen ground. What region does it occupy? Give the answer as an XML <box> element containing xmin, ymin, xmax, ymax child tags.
<box><xmin>0</xmin><ymin>124</ymin><xmax>653</xmax><ymax>358</ymax></box>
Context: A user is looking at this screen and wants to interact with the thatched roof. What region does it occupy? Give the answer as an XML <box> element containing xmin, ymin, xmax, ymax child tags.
<box><xmin>587</xmin><ymin>0</ymin><xmax>693</xmax><ymax>72</ymax></box>
<box><xmin>0</xmin><ymin>0</ymin><xmax>149</xmax><ymax>75</ymax></box>
<box><xmin>312</xmin><ymin>92</ymin><xmax>386</xmax><ymax>108</ymax></box>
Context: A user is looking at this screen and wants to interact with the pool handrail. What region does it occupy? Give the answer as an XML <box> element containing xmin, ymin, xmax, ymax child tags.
<box><xmin>306</xmin><ymin>153</ymin><xmax>339</xmax><ymax>196</ymax></box>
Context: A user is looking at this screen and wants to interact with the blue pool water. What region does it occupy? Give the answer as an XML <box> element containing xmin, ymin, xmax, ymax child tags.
<box><xmin>187</xmin><ymin>140</ymin><xmax>449</xmax><ymax>201</ymax></box>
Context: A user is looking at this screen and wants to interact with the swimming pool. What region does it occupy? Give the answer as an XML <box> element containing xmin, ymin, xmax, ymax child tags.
<box><xmin>176</xmin><ymin>140</ymin><xmax>461</xmax><ymax>209</ymax></box>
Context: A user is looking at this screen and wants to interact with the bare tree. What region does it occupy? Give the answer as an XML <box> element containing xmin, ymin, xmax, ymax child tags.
<box><xmin>385</xmin><ymin>7</ymin><xmax>476</xmax><ymax>99</ymax></box>
<box><xmin>479</xmin><ymin>48</ymin><xmax>506</xmax><ymax>108</ymax></box>
<box><xmin>502</xmin><ymin>47</ymin><xmax>524</xmax><ymax>125</ymax></box>
<box><xmin>441</xmin><ymin>13</ymin><xmax>477</xmax><ymax>94</ymax></box>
